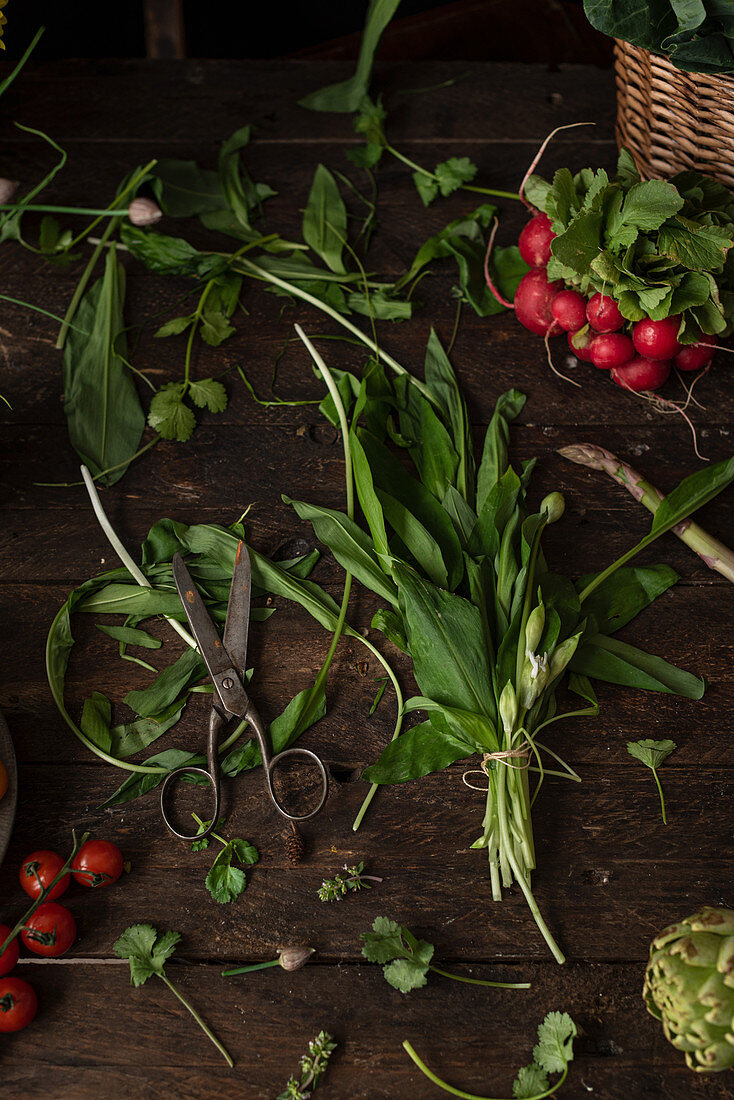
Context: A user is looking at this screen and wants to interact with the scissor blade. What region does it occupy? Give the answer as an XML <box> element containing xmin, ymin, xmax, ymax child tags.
<box><xmin>172</xmin><ymin>553</ymin><xmax>233</xmax><ymax>680</ymax></box>
<box><xmin>223</xmin><ymin>540</ymin><xmax>251</xmax><ymax>678</ymax></box>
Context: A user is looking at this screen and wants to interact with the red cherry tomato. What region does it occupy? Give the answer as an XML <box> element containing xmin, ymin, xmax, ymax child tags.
<box><xmin>0</xmin><ymin>977</ymin><xmax>37</xmax><ymax>1032</ymax></box>
<box><xmin>0</xmin><ymin>925</ymin><xmax>19</xmax><ymax>977</ymax></box>
<box><xmin>71</xmin><ymin>839</ymin><xmax>124</xmax><ymax>888</ymax></box>
<box><xmin>21</xmin><ymin>903</ymin><xmax>76</xmax><ymax>958</ymax></box>
<box><xmin>19</xmin><ymin>850</ymin><xmax>70</xmax><ymax>901</ymax></box>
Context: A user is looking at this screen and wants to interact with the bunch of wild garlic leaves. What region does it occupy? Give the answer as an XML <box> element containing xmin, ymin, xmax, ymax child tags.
<box><xmin>287</xmin><ymin>329</ymin><xmax>732</xmax><ymax>963</ymax></box>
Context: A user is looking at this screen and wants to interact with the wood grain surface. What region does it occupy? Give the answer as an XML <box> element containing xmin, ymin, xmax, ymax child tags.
<box><xmin>0</xmin><ymin>59</ymin><xmax>732</xmax><ymax>1100</ymax></box>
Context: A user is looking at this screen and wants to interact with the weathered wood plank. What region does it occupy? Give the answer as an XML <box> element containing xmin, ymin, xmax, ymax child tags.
<box><xmin>0</xmin><ymin>60</ymin><xmax>617</xmax><ymax>144</ymax></box>
<box><xmin>1</xmin><ymin>958</ymin><xmax>722</xmax><ymax>1100</ymax></box>
<box><xmin>0</xmin><ymin>759</ymin><xmax>731</xmax><ymax>964</ymax></box>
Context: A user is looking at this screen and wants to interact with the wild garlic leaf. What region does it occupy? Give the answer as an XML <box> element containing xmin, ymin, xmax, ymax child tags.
<box><xmin>434</xmin><ymin>157</ymin><xmax>477</xmax><ymax>197</ymax></box>
<box><xmin>80</xmin><ymin>691</ymin><xmax>112</xmax><ymax>753</ymax></box>
<box><xmin>627</xmin><ymin>738</ymin><xmax>676</xmax><ymax>770</ymax></box>
<box><xmin>155</xmin><ymin>315</ymin><xmax>194</xmax><ymax>338</ymax></box>
<box><xmin>97</xmin><ymin>624</ymin><xmax>163</xmax><ymax>649</ymax></box>
<box><xmin>533</xmin><ymin>1011</ymin><xmax>577</xmax><ymax>1075</ymax></box>
<box><xmin>148</xmin><ymin>382</ymin><xmax>196</xmax><ymax>442</ymax></box>
<box><xmin>113</xmin><ymin>923</ymin><xmax>181</xmax><ymax>986</ymax></box>
<box><xmin>188</xmin><ymin>378</ymin><xmax>228</xmax><ymax>413</ymax></box>
<box><xmin>513</xmin><ymin>1063</ymin><xmax>549</xmax><ymax>1099</ymax></box>
<box><xmin>205</xmin><ymin>844</ymin><xmax>247</xmax><ymax>904</ymax></box>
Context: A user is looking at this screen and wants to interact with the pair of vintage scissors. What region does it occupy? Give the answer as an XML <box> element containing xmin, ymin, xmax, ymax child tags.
<box><xmin>160</xmin><ymin>541</ymin><xmax>328</xmax><ymax>841</ymax></box>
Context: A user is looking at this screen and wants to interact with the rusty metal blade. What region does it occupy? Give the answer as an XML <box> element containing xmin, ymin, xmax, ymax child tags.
<box><xmin>222</xmin><ymin>540</ymin><xmax>251</xmax><ymax>678</ymax></box>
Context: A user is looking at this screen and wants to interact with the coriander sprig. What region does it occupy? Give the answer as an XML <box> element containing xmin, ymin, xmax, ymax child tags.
<box><xmin>114</xmin><ymin>923</ymin><xmax>233</xmax><ymax>1067</ymax></box>
<box><xmin>627</xmin><ymin>739</ymin><xmax>677</xmax><ymax>824</ymax></box>
<box><xmin>318</xmin><ymin>861</ymin><xmax>383</xmax><ymax>902</ymax></box>
<box><xmin>403</xmin><ymin>1011</ymin><xmax>577</xmax><ymax>1100</ymax></box>
<box><xmin>190</xmin><ymin>813</ymin><xmax>259</xmax><ymax>904</ymax></box>
<box><xmin>278</xmin><ymin>1031</ymin><xmax>337</xmax><ymax>1100</ymax></box>
<box><xmin>361</xmin><ymin>918</ymin><xmax>531</xmax><ymax>995</ymax></box>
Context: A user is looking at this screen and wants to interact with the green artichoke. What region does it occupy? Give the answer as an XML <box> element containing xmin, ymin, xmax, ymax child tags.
<box><xmin>643</xmin><ymin>907</ymin><xmax>734</xmax><ymax>1073</ymax></box>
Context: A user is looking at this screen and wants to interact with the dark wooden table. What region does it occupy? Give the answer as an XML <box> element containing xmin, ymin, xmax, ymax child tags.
<box><xmin>0</xmin><ymin>59</ymin><xmax>732</xmax><ymax>1099</ymax></box>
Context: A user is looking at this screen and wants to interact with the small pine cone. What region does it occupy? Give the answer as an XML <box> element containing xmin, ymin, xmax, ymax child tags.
<box><xmin>284</xmin><ymin>821</ymin><xmax>305</xmax><ymax>866</ymax></box>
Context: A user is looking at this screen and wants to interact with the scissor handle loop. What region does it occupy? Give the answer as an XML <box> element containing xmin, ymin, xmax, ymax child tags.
<box><xmin>160</xmin><ymin>765</ymin><xmax>221</xmax><ymax>841</ymax></box>
<box><xmin>265</xmin><ymin>747</ymin><xmax>329</xmax><ymax>821</ymax></box>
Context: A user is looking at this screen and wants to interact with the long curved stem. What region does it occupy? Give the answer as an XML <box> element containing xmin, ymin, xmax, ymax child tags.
<box><xmin>402</xmin><ymin>1041</ymin><xmax>567</xmax><ymax>1100</ymax></box>
<box><xmin>238</xmin><ymin>259</ymin><xmax>438</xmax><ymax>407</ymax></box>
<box><xmin>428</xmin><ymin>965</ymin><xmax>530</xmax><ymax>990</ymax></box>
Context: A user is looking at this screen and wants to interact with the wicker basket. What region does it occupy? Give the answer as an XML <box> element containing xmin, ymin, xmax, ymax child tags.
<box><xmin>614</xmin><ymin>38</ymin><xmax>734</xmax><ymax>189</ymax></box>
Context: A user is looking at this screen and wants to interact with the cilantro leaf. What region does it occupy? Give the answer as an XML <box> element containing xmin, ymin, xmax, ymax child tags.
<box><xmin>383</xmin><ymin>956</ymin><xmax>429</xmax><ymax>993</ymax></box>
<box><xmin>360</xmin><ymin>917</ymin><xmax>407</xmax><ymax>963</ymax></box>
<box><xmin>148</xmin><ymin>383</ymin><xmax>196</xmax><ymax>442</ymax></box>
<box><xmin>533</xmin><ymin>1011</ymin><xmax>577</xmax><ymax>1075</ymax></box>
<box><xmin>155</xmin><ymin>315</ymin><xmax>194</xmax><ymax>338</ymax></box>
<box><xmin>188</xmin><ymin>378</ymin><xmax>228</xmax><ymax>413</ymax></box>
<box><xmin>228</xmin><ymin>837</ymin><xmax>259</xmax><ymax>864</ymax></box>
<box><xmin>199</xmin><ymin>311</ymin><xmax>236</xmax><ymax>347</ymax></box>
<box><xmin>190</xmin><ymin>816</ymin><xmax>225</xmax><ymax>852</ymax></box>
<box><xmin>113</xmin><ymin>923</ymin><xmax>181</xmax><ymax>986</ymax></box>
<box><xmin>353</xmin><ymin>94</ymin><xmax>387</xmax><ymax>146</ymax></box>
<box><xmin>413</xmin><ymin>171</ymin><xmax>438</xmax><ymax>206</ymax></box>
<box><xmin>627</xmin><ymin>738</ymin><xmax>676</xmax><ymax>770</ymax></box>
<box><xmin>434</xmin><ymin>157</ymin><xmax>477</xmax><ymax>197</ymax></box>
<box><xmin>361</xmin><ymin>917</ymin><xmax>435</xmax><ymax>994</ymax></box>
<box><xmin>206</xmin><ymin>845</ymin><xmax>247</xmax><ymax>904</ymax></box>
<box><xmin>513</xmin><ymin>1063</ymin><xmax>549</xmax><ymax>1099</ymax></box>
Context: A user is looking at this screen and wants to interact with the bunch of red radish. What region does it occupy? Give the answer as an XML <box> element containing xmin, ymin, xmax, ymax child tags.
<box><xmin>512</xmin><ymin>212</ymin><xmax>718</xmax><ymax>391</ymax></box>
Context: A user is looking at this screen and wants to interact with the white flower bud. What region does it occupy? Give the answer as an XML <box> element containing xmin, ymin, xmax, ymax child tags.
<box><xmin>518</xmin><ymin>652</ymin><xmax>549</xmax><ymax>709</ymax></box>
<box><xmin>0</xmin><ymin>178</ymin><xmax>19</xmax><ymax>204</ymax></box>
<box><xmin>541</xmin><ymin>492</ymin><xmax>565</xmax><ymax>524</ymax></box>
<box><xmin>499</xmin><ymin>680</ymin><xmax>518</xmax><ymax>734</ymax></box>
<box><xmin>278</xmin><ymin>946</ymin><xmax>315</xmax><ymax>972</ymax></box>
<box><xmin>524</xmin><ymin>603</ymin><xmax>545</xmax><ymax>656</ymax></box>
<box><xmin>128</xmin><ymin>197</ymin><xmax>162</xmax><ymax>227</ymax></box>
<box><xmin>549</xmin><ymin>632</ymin><xmax>582</xmax><ymax>680</ymax></box>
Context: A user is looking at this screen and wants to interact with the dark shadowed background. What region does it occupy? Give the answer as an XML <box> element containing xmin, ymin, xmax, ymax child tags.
<box><xmin>4</xmin><ymin>0</ymin><xmax>613</xmax><ymax>65</ymax></box>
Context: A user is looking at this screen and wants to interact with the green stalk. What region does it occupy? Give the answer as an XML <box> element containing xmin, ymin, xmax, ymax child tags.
<box><xmin>402</xmin><ymin>1040</ymin><xmax>568</xmax><ymax>1100</ymax></box>
<box><xmin>0</xmin><ymin>204</ymin><xmax>129</xmax><ymax>216</ymax></box>
<box><xmin>221</xmin><ymin>960</ymin><xmax>280</xmax><ymax>976</ymax></box>
<box><xmin>0</xmin><ymin>831</ymin><xmax>89</xmax><ymax>957</ymax></box>
<box><xmin>238</xmin><ymin>258</ymin><xmax>439</xmax><ymax>408</ymax></box>
<box><xmin>559</xmin><ymin>444</ymin><xmax>734</xmax><ymax>589</ymax></box>
<box><xmin>0</xmin><ymin>294</ymin><xmax>90</xmax><ymax>335</ymax></box>
<box><xmin>183</xmin><ymin>280</ymin><xmax>215</xmax><ymax>387</ymax></box>
<box><xmin>158</xmin><ymin>972</ymin><xmax>233</xmax><ymax>1068</ymax></box>
<box><xmin>652</xmin><ymin>767</ymin><xmax>668</xmax><ymax>825</ymax></box>
<box><xmin>56</xmin><ymin>217</ymin><xmax>119</xmax><ymax>350</ymax></box>
<box><xmin>0</xmin><ymin>27</ymin><xmax>44</xmax><ymax>99</ymax></box>
<box><xmin>427</xmin><ymin>965</ymin><xmax>530</xmax><ymax>990</ymax></box>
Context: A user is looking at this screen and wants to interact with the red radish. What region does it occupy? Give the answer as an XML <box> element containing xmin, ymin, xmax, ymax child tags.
<box><xmin>518</xmin><ymin>213</ymin><xmax>555</xmax><ymax>267</ymax></box>
<box><xmin>589</xmin><ymin>332</ymin><xmax>635</xmax><ymax>371</ymax></box>
<box><xmin>632</xmin><ymin>315</ymin><xmax>682</xmax><ymax>360</ymax></box>
<box><xmin>551</xmin><ymin>289</ymin><xmax>587</xmax><ymax>332</ymax></box>
<box><xmin>567</xmin><ymin>329</ymin><xmax>594</xmax><ymax>362</ymax></box>
<box><xmin>611</xmin><ymin>356</ymin><xmax>671</xmax><ymax>392</ymax></box>
<box><xmin>673</xmin><ymin>334</ymin><xmax>718</xmax><ymax>372</ymax></box>
<box><xmin>586</xmin><ymin>293</ymin><xmax>624</xmax><ymax>333</ymax></box>
<box><xmin>514</xmin><ymin>268</ymin><xmax>563</xmax><ymax>335</ymax></box>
